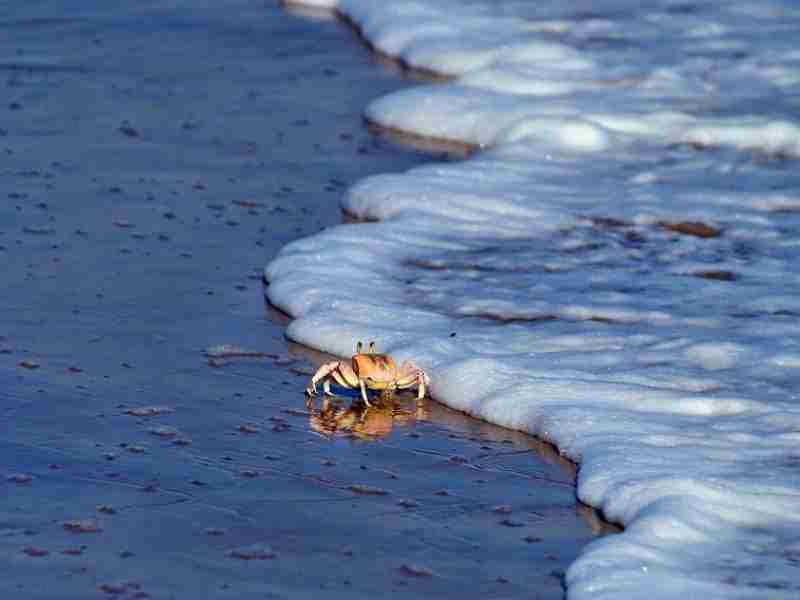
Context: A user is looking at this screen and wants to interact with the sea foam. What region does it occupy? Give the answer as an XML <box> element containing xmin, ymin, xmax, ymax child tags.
<box><xmin>270</xmin><ymin>0</ymin><xmax>800</xmax><ymax>597</ymax></box>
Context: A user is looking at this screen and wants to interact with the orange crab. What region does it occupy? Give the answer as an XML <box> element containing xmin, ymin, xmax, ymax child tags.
<box><xmin>305</xmin><ymin>341</ymin><xmax>429</xmax><ymax>406</ymax></box>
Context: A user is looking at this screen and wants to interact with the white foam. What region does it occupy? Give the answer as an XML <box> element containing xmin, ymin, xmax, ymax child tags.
<box><xmin>271</xmin><ymin>0</ymin><xmax>800</xmax><ymax>598</ymax></box>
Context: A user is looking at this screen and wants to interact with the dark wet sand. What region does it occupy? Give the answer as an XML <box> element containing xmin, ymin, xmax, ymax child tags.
<box><xmin>1</xmin><ymin>1</ymin><xmax>615</xmax><ymax>598</ymax></box>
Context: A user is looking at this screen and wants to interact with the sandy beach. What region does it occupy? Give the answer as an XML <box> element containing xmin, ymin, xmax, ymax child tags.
<box><xmin>1</xmin><ymin>1</ymin><xmax>615</xmax><ymax>598</ymax></box>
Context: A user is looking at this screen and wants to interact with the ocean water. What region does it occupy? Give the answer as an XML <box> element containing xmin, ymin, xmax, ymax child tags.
<box><xmin>267</xmin><ymin>1</ymin><xmax>800</xmax><ymax>598</ymax></box>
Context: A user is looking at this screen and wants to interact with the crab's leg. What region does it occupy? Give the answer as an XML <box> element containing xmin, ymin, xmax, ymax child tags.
<box><xmin>397</xmin><ymin>370</ymin><xmax>427</xmax><ymax>399</ymax></box>
<box><xmin>394</xmin><ymin>368</ymin><xmax>424</xmax><ymax>399</ymax></box>
<box><xmin>416</xmin><ymin>371</ymin><xmax>426</xmax><ymax>400</ymax></box>
<box><xmin>307</xmin><ymin>361</ymin><xmax>344</xmax><ymax>396</ymax></box>
<box><xmin>329</xmin><ymin>369</ymin><xmax>351</xmax><ymax>390</ymax></box>
<box><xmin>359</xmin><ymin>379</ymin><xmax>373</xmax><ymax>407</ymax></box>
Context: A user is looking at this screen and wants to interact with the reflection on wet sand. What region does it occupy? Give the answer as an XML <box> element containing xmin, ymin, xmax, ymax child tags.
<box><xmin>307</xmin><ymin>394</ymin><xmax>428</xmax><ymax>440</ymax></box>
<box><xmin>286</xmin><ymin>340</ymin><xmax>576</xmax><ymax>464</ymax></box>
<box><xmin>287</xmin><ymin>342</ymin><xmax>621</xmax><ymax>536</ymax></box>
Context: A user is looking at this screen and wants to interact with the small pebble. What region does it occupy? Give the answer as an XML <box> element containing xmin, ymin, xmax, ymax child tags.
<box><xmin>499</xmin><ymin>518</ymin><xmax>525</xmax><ymax>528</ymax></box>
<box><xmin>348</xmin><ymin>484</ymin><xmax>389</xmax><ymax>496</ymax></box>
<box><xmin>99</xmin><ymin>582</ymin><xmax>128</xmax><ymax>594</ymax></box>
<box><xmin>524</xmin><ymin>535</ymin><xmax>543</xmax><ymax>544</ymax></box>
<box><xmin>149</xmin><ymin>426</ymin><xmax>179</xmax><ymax>438</ymax></box>
<box><xmin>399</xmin><ymin>563</ymin><xmax>434</xmax><ymax>577</ymax></box>
<box><xmin>125</xmin><ymin>406</ymin><xmax>173</xmax><ymax>417</ymax></box>
<box><xmin>227</xmin><ymin>543</ymin><xmax>276</xmax><ymax>560</ymax></box>
<box><xmin>63</xmin><ymin>520</ymin><xmax>102</xmax><ymax>534</ymax></box>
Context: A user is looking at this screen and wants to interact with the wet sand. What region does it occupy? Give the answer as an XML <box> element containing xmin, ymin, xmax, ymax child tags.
<box><xmin>1</xmin><ymin>1</ymin><xmax>615</xmax><ymax>598</ymax></box>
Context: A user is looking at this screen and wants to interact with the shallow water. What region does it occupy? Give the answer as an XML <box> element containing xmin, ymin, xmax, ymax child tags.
<box><xmin>0</xmin><ymin>1</ymin><xmax>609</xmax><ymax>598</ymax></box>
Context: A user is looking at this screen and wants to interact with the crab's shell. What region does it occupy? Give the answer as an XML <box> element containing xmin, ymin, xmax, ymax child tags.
<box><xmin>351</xmin><ymin>353</ymin><xmax>397</xmax><ymax>390</ymax></box>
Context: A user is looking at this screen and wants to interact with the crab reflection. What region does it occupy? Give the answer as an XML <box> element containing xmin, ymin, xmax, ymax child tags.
<box><xmin>307</xmin><ymin>394</ymin><xmax>429</xmax><ymax>440</ymax></box>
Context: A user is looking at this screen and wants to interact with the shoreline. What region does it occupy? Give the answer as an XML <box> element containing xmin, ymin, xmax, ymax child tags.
<box><xmin>276</xmin><ymin>0</ymin><xmax>622</xmax><ymax>528</ymax></box>
<box><xmin>273</xmin><ymin>298</ymin><xmax>620</xmax><ymax>534</ymax></box>
<box><xmin>0</xmin><ymin>1</ymin><xmax>614</xmax><ymax>598</ymax></box>
<box><xmin>282</xmin><ymin>0</ymin><xmax>454</xmax><ymax>83</ymax></box>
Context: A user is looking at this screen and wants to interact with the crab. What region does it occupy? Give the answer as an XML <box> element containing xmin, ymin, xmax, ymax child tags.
<box><xmin>305</xmin><ymin>341</ymin><xmax>429</xmax><ymax>407</ymax></box>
